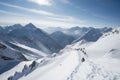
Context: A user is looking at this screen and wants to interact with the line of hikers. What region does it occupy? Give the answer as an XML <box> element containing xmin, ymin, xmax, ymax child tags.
<box><xmin>74</xmin><ymin>48</ymin><xmax>87</xmax><ymax>62</ymax></box>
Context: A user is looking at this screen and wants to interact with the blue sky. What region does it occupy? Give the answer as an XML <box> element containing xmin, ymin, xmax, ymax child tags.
<box><xmin>0</xmin><ymin>0</ymin><xmax>120</xmax><ymax>28</ymax></box>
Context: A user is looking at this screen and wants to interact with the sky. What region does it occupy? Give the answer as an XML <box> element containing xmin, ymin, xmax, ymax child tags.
<box><xmin>0</xmin><ymin>0</ymin><xmax>120</xmax><ymax>28</ymax></box>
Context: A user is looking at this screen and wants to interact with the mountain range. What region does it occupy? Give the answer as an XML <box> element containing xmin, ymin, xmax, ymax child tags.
<box><xmin>0</xmin><ymin>23</ymin><xmax>119</xmax><ymax>80</ymax></box>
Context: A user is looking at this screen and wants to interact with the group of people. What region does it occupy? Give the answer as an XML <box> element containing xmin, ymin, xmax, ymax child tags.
<box><xmin>74</xmin><ymin>48</ymin><xmax>87</xmax><ymax>62</ymax></box>
<box><xmin>103</xmin><ymin>29</ymin><xmax>119</xmax><ymax>38</ymax></box>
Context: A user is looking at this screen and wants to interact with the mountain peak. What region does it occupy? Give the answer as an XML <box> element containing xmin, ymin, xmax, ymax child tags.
<box><xmin>52</xmin><ymin>31</ymin><xmax>65</xmax><ymax>35</ymax></box>
<box><xmin>24</xmin><ymin>23</ymin><xmax>37</xmax><ymax>30</ymax></box>
<box><xmin>69</xmin><ymin>26</ymin><xmax>80</xmax><ymax>30</ymax></box>
<box><xmin>13</xmin><ymin>24</ymin><xmax>22</xmax><ymax>27</ymax></box>
<box><xmin>26</xmin><ymin>23</ymin><xmax>34</xmax><ymax>26</ymax></box>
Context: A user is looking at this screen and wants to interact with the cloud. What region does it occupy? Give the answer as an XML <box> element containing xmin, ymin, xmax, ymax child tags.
<box><xmin>0</xmin><ymin>1</ymin><xmax>54</xmax><ymax>16</ymax></box>
<box><xmin>0</xmin><ymin>1</ymin><xmax>86</xmax><ymax>28</ymax></box>
<box><xmin>0</xmin><ymin>2</ymin><xmax>82</xmax><ymax>21</ymax></box>
<box><xmin>47</xmin><ymin>16</ymin><xmax>85</xmax><ymax>23</ymax></box>
<box><xmin>27</xmin><ymin>0</ymin><xmax>53</xmax><ymax>6</ymax></box>
<box><xmin>0</xmin><ymin>9</ymin><xmax>27</xmax><ymax>16</ymax></box>
<box><xmin>0</xmin><ymin>15</ymin><xmax>87</xmax><ymax>28</ymax></box>
<box><xmin>1</xmin><ymin>16</ymin><xmax>109</xmax><ymax>28</ymax></box>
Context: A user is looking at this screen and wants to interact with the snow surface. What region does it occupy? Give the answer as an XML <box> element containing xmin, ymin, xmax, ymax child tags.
<box><xmin>0</xmin><ymin>61</ymin><xmax>33</xmax><ymax>80</ymax></box>
<box><xmin>11</xmin><ymin>42</ymin><xmax>48</xmax><ymax>57</ymax></box>
<box><xmin>19</xmin><ymin>48</ymin><xmax>81</xmax><ymax>80</ymax></box>
<box><xmin>86</xmin><ymin>29</ymin><xmax>120</xmax><ymax>58</ymax></box>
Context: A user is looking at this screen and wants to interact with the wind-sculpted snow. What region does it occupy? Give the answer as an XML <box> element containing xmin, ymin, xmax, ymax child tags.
<box><xmin>0</xmin><ymin>59</ymin><xmax>47</xmax><ymax>80</ymax></box>
<box><xmin>69</xmin><ymin>61</ymin><xmax>120</xmax><ymax>80</ymax></box>
<box><xmin>66</xmin><ymin>46</ymin><xmax>120</xmax><ymax>80</ymax></box>
<box><xmin>66</xmin><ymin>27</ymin><xmax>120</xmax><ymax>80</ymax></box>
<box><xmin>7</xmin><ymin>61</ymin><xmax>39</xmax><ymax>80</ymax></box>
<box><xmin>104</xmin><ymin>49</ymin><xmax>120</xmax><ymax>59</ymax></box>
<box><xmin>86</xmin><ymin>27</ymin><xmax>120</xmax><ymax>58</ymax></box>
<box><xmin>18</xmin><ymin>48</ymin><xmax>82</xmax><ymax>80</ymax></box>
<box><xmin>0</xmin><ymin>42</ymin><xmax>27</xmax><ymax>74</ymax></box>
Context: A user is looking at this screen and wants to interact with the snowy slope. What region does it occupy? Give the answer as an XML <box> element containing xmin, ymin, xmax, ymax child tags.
<box><xmin>0</xmin><ymin>47</ymin><xmax>85</xmax><ymax>80</ymax></box>
<box><xmin>68</xmin><ymin>27</ymin><xmax>120</xmax><ymax>80</ymax></box>
<box><xmin>0</xmin><ymin>61</ymin><xmax>33</xmax><ymax>80</ymax></box>
<box><xmin>69</xmin><ymin>60</ymin><xmax>120</xmax><ymax>80</ymax></box>
<box><xmin>19</xmin><ymin>48</ymin><xmax>83</xmax><ymax>80</ymax></box>
<box><xmin>86</xmin><ymin>27</ymin><xmax>120</xmax><ymax>58</ymax></box>
<box><xmin>0</xmin><ymin>42</ymin><xmax>27</xmax><ymax>74</ymax></box>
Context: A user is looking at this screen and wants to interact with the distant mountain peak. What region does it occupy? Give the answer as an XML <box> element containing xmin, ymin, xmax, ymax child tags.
<box><xmin>24</xmin><ymin>23</ymin><xmax>37</xmax><ymax>30</ymax></box>
<box><xmin>27</xmin><ymin>23</ymin><xmax>34</xmax><ymax>25</ymax></box>
<box><xmin>13</xmin><ymin>24</ymin><xmax>22</xmax><ymax>27</ymax></box>
<box><xmin>52</xmin><ymin>31</ymin><xmax>65</xmax><ymax>35</ymax></box>
<box><xmin>69</xmin><ymin>26</ymin><xmax>80</xmax><ymax>30</ymax></box>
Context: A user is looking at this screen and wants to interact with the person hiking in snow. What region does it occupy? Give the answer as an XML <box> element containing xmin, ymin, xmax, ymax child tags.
<box><xmin>81</xmin><ymin>58</ymin><xmax>85</xmax><ymax>62</ymax></box>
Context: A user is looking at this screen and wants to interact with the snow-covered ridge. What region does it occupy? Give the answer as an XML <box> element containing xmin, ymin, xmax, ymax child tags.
<box><xmin>8</xmin><ymin>61</ymin><xmax>39</xmax><ymax>80</ymax></box>
<box><xmin>101</xmin><ymin>27</ymin><xmax>119</xmax><ymax>39</ymax></box>
<box><xmin>72</xmin><ymin>27</ymin><xmax>112</xmax><ymax>43</ymax></box>
<box><xmin>85</xmin><ymin>27</ymin><xmax>120</xmax><ymax>58</ymax></box>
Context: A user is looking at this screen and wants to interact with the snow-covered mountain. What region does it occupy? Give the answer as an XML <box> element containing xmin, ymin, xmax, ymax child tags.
<box><xmin>50</xmin><ymin>31</ymin><xmax>75</xmax><ymax>47</ymax></box>
<box><xmin>45</xmin><ymin>26</ymin><xmax>112</xmax><ymax>44</ymax></box>
<box><xmin>45</xmin><ymin>26</ymin><xmax>90</xmax><ymax>39</ymax></box>
<box><xmin>44</xmin><ymin>27</ymin><xmax>65</xmax><ymax>34</ymax></box>
<box><xmin>0</xmin><ymin>23</ymin><xmax>62</xmax><ymax>55</ymax></box>
<box><xmin>0</xmin><ymin>23</ymin><xmax>63</xmax><ymax>74</ymax></box>
<box><xmin>0</xmin><ymin>24</ymin><xmax>119</xmax><ymax>80</ymax></box>
<box><xmin>73</xmin><ymin>27</ymin><xmax>112</xmax><ymax>43</ymax></box>
<box><xmin>0</xmin><ymin>42</ymin><xmax>27</xmax><ymax>74</ymax></box>
<box><xmin>65</xmin><ymin>26</ymin><xmax>91</xmax><ymax>39</ymax></box>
